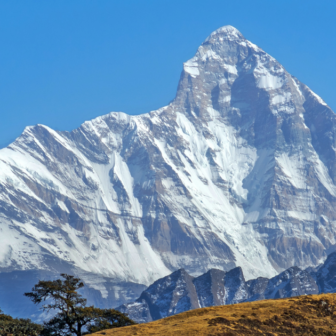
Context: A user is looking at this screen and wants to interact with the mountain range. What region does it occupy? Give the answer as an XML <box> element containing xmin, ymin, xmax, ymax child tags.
<box><xmin>118</xmin><ymin>251</ymin><xmax>336</xmax><ymax>323</ymax></box>
<box><xmin>1</xmin><ymin>25</ymin><xmax>336</xmax><ymax>312</ymax></box>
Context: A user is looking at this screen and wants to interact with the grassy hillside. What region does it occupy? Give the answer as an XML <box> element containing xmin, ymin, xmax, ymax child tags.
<box><xmin>93</xmin><ymin>294</ymin><xmax>336</xmax><ymax>335</ymax></box>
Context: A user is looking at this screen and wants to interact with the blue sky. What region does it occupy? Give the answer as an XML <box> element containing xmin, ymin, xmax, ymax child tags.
<box><xmin>1</xmin><ymin>0</ymin><xmax>335</xmax><ymax>148</ymax></box>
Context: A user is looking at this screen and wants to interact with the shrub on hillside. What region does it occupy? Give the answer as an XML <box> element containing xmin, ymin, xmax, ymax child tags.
<box><xmin>0</xmin><ymin>309</ymin><xmax>42</xmax><ymax>336</ymax></box>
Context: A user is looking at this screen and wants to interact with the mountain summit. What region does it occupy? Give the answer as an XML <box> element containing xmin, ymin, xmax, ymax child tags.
<box><xmin>0</xmin><ymin>26</ymin><xmax>335</xmax><ymax>287</ymax></box>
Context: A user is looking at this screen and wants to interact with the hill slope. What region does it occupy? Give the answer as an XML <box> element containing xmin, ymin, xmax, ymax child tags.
<box><xmin>93</xmin><ymin>294</ymin><xmax>336</xmax><ymax>336</ymax></box>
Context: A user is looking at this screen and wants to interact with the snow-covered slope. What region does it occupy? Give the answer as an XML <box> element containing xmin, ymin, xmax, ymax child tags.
<box><xmin>1</xmin><ymin>25</ymin><xmax>336</xmax><ymax>287</ymax></box>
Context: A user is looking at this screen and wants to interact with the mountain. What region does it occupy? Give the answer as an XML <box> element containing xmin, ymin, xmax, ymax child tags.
<box><xmin>118</xmin><ymin>267</ymin><xmax>250</xmax><ymax>323</ymax></box>
<box><xmin>1</xmin><ymin>25</ymin><xmax>336</xmax><ymax>293</ymax></box>
<box><xmin>119</xmin><ymin>251</ymin><xmax>336</xmax><ymax>324</ymax></box>
<box><xmin>246</xmin><ymin>266</ymin><xmax>318</xmax><ymax>302</ymax></box>
<box><xmin>117</xmin><ymin>256</ymin><xmax>323</xmax><ymax>323</ymax></box>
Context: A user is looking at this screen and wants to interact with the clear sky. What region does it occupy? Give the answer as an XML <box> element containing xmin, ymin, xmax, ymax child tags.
<box><xmin>1</xmin><ymin>0</ymin><xmax>335</xmax><ymax>148</ymax></box>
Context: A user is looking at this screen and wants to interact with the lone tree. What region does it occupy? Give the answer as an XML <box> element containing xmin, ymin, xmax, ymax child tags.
<box><xmin>25</xmin><ymin>274</ymin><xmax>135</xmax><ymax>336</ymax></box>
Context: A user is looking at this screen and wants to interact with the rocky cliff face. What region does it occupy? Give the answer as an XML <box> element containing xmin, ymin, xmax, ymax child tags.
<box><xmin>1</xmin><ymin>25</ymin><xmax>336</xmax><ymax>287</ymax></box>
<box><xmin>118</xmin><ymin>267</ymin><xmax>250</xmax><ymax>323</ymax></box>
<box><xmin>316</xmin><ymin>252</ymin><xmax>336</xmax><ymax>293</ymax></box>
<box><xmin>246</xmin><ymin>266</ymin><xmax>318</xmax><ymax>302</ymax></box>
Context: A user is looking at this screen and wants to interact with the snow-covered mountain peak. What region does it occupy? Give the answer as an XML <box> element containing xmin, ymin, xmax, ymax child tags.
<box><xmin>204</xmin><ymin>25</ymin><xmax>244</xmax><ymax>42</ymax></box>
<box><xmin>1</xmin><ymin>25</ymin><xmax>336</xmax><ymax>290</ymax></box>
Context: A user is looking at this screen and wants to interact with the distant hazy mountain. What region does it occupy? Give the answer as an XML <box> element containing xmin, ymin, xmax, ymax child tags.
<box><xmin>1</xmin><ymin>25</ymin><xmax>336</xmax><ymax>290</ymax></box>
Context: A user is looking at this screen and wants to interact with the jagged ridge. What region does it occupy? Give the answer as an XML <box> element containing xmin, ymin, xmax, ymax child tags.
<box><xmin>117</xmin><ymin>251</ymin><xmax>336</xmax><ymax>323</ymax></box>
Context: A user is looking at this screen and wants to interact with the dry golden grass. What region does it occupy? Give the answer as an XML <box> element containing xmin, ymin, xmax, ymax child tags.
<box><xmin>92</xmin><ymin>294</ymin><xmax>336</xmax><ymax>335</ymax></box>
